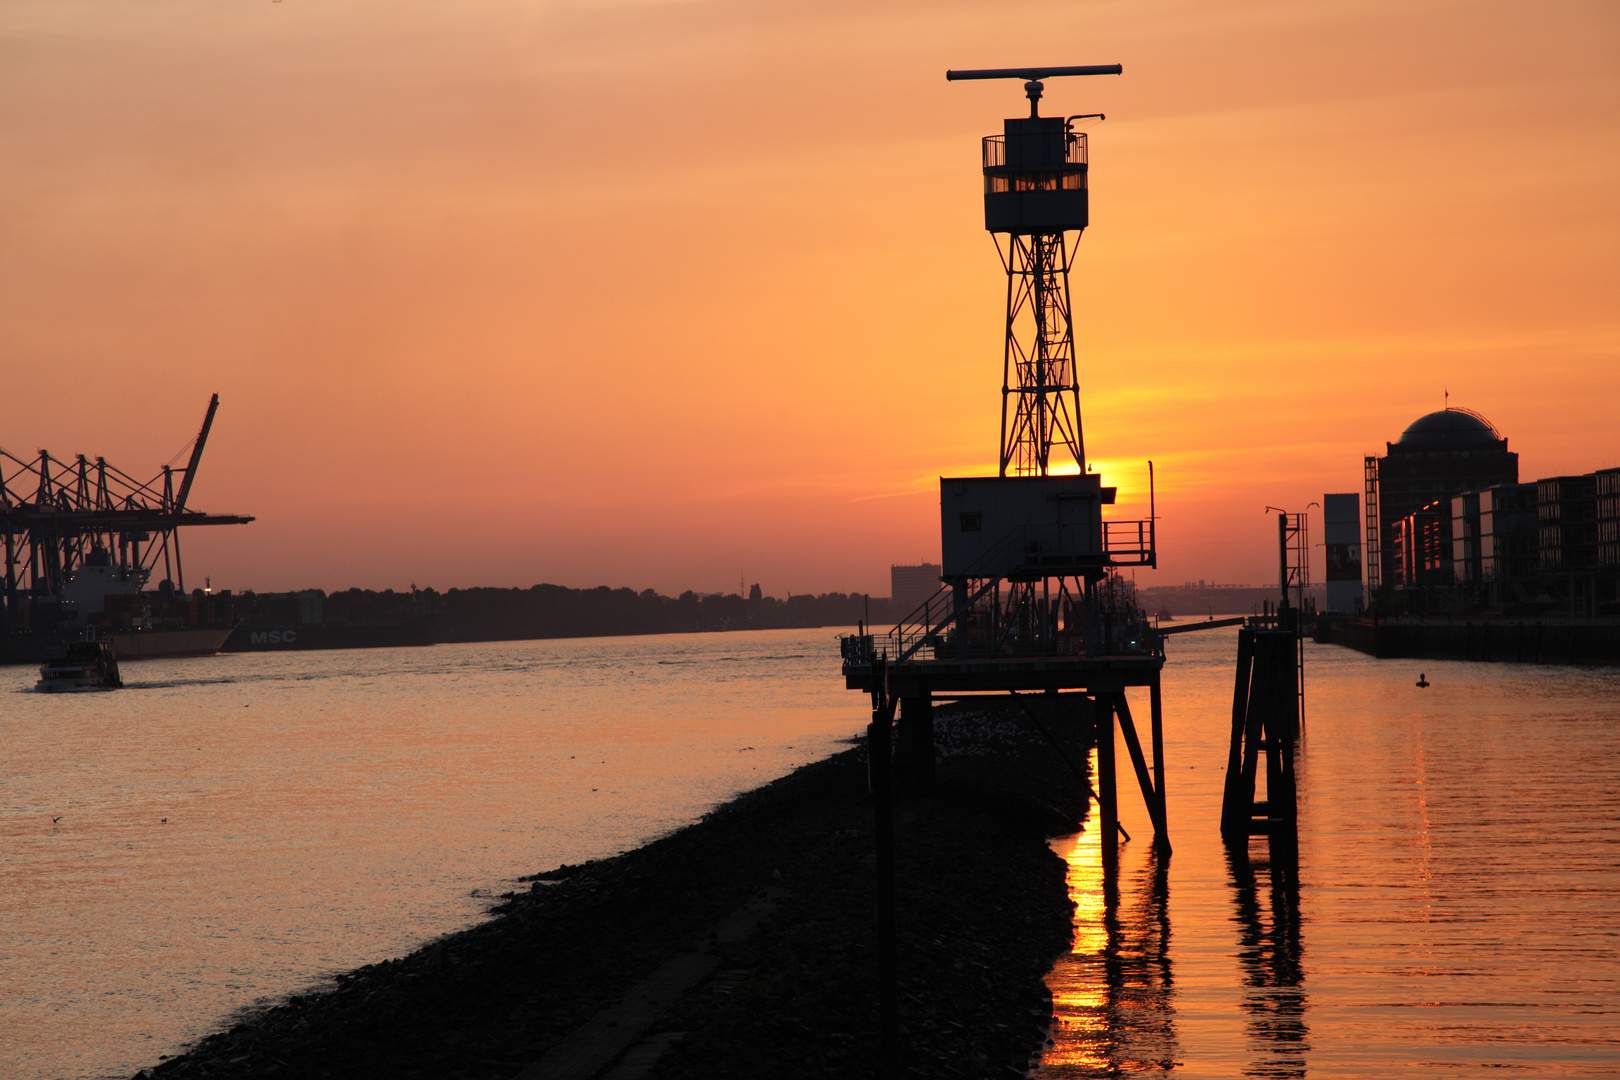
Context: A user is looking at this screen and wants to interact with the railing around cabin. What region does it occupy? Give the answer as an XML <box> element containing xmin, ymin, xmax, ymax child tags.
<box><xmin>885</xmin><ymin>524</ymin><xmax>1052</xmax><ymax>663</ymax></box>
<box><xmin>1103</xmin><ymin>518</ymin><xmax>1156</xmax><ymax>567</ymax></box>
<box><xmin>981</xmin><ymin>131</ymin><xmax>1087</xmax><ymax>170</ymax></box>
<box><xmin>841</xmin><ymin>517</ymin><xmax>1159</xmax><ymax>670</ymax></box>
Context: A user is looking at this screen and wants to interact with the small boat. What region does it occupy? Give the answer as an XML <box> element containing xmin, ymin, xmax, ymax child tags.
<box><xmin>37</xmin><ymin>638</ymin><xmax>123</xmax><ymax>692</ymax></box>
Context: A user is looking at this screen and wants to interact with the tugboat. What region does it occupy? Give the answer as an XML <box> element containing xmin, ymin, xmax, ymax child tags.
<box><xmin>36</xmin><ymin>636</ymin><xmax>123</xmax><ymax>692</ymax></box>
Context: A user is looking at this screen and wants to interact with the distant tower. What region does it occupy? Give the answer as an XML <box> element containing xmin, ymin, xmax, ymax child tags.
<box><xmin>949</xmin><ymin>65</ymin><xmax>1118</xmax><ymax>476</ymax></box>
<box><xmin>1322</xmin><ymin>493</ymin><xmax>1364</xmax><ymax>612</ymax></box>
<box><xmin>890</xmin><ymin>563</ymin><xmax>944</xmax><ymax>612</ymax></box>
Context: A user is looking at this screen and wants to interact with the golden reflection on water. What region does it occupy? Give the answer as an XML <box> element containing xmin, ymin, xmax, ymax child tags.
<box><xmin>1028</xmin><ymin>637</ymin><xmax>1620</xmax><ymax>1077</ymax></box>
<box><xmin>1227</xmin><ymin>841</ymin><xmax>1308</xmax><ymax>1078</ymax></box>
<box><xmin>1038</xmin><ymin>748</ymin><xmax>1312</xmax><ymax>1078</ymax></box>
<box><xmin>1038</xmin><ymin>749</ymin><xmax>1178</xmax><ymax>1076</ymax></box>
<box><xmin>1408</xmin><ymin>730</ymin><xmax>1436</xmax><ymax>926</ymax></box>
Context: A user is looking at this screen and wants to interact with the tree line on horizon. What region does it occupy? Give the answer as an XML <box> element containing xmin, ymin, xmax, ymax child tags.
<box><xmin>238</xmin><ymin>582</ymin><xmax>893</xmax><ymax>641</ymax></box>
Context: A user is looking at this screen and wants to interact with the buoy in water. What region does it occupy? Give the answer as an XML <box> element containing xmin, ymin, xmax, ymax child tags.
<box><xmin>1416</xmin><ymin>673</ymin><xmax>1430</xmax><ymax>688</ymax></box>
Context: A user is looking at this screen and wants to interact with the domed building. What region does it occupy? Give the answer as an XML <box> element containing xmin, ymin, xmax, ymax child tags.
<box><xmin>1367</xmin><ymin>408</ymin><xmax>1518</xmax><ymax>594</ymax></box>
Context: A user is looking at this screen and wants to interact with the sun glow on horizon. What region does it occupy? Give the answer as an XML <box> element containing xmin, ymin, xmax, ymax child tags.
<box><xmin>2</xmin><ymin>0</ymin><xmax>1614</xmax><ymax>595</ymax></box>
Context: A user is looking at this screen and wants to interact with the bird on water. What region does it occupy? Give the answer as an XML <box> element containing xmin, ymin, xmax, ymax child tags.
<box><xmin>1416</xmin><ymin>673</ymin><xmax>1430</xmax><ymax>688</ymax></box>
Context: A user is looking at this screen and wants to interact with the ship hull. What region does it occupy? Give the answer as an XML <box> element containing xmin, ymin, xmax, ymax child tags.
<box><xmin>222</xmin><ymin>622</ymin><xmax>435</xmax><ymax>652</ymax></box>
<box><xmin>107</xmin><ymin>627</ymin><xmax>234</xmax><ymax>659</ymax></box>
<box><xmin>3</xmin><ymin>627</ymin><xmax>232</xmax><ymax>665</ymax></box>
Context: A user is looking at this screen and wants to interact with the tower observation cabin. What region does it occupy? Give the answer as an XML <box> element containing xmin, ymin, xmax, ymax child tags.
<box><xmin>980</xmin><ymin>76</ymin><xmax>1095</xmax><ymax>235</ymax></box>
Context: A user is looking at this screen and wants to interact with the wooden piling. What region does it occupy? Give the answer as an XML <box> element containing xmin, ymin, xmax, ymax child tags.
<box><xmin>1221</xmin><ymin>629</ymin><xmax>1255</xmax><ymax>835</ymax></box>
<box><xmin>1222</xmin><ymin>628</ymin><xmax>1300</xmax><ymax>843</ymax></box>
<box><xmin>1262</xmin><ymin>633</ymin><xmax>1299</xmax><ymax>842</ymax></box>
<box><xmin>1238</xmin><ymin>641</ymin><xmax>1269</xmax><ymax>818</ymax></box>
<box><xmin>1114</xmin><ymin>693</ymin><xmax>1170</xmax><ymax>853</ymax></box>
<box><xmin>1096</xmin><ymin>694</ymin><xmax>1118</xmax><ymax>865</ymax></box>
<box><xmin>1150</xmin><ymin>677</ymin><xmax>1166</xmax><ymax>817</ymax></box>
<box><xmin>896</xmin><ymin>694</ymin><xmax>935</xmax><ymax>799</ymax></box>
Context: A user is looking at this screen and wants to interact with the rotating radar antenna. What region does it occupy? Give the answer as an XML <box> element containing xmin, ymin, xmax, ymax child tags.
<box><xmin>946</xmin><ymin>64</ymin><xmax>1121</xmax><ymax>477</ymax></box>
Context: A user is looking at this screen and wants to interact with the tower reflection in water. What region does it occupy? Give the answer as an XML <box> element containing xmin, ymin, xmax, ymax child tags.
<box><xmin>1227</xmin><ymin>836</ymin><xmax>1308</xmax><ymax>1078</ymax></box>
<box><xmin>1035</xmin><ymin>751</ymin><xmax>1309</xmax><ymax>1077</ymax></box>
<box><xmin>1038</xmin><ymin>794</ymin><xmax>1178</xmax><ymax>1076</ymax></box>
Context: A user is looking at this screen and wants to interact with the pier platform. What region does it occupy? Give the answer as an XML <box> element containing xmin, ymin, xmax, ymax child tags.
<box><xmin>844</xmin><ymin>652</ymin><xmax>1163</xmax><ymax>696</ymax></box>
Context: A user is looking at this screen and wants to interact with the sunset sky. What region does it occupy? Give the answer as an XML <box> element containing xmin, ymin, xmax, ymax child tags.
<box><xmin>3</xmin><ymin>0</ymin><xmax>1616</xmax><ymax>598</ymax></box>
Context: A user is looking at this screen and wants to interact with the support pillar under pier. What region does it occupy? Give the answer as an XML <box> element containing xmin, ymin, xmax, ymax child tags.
<box><xmin>1150</xmin><ymin>677</ymin><xmax>1165</xmax><ymax>812</ymax></box>
<box><xmin>1114</xmin><ymin>692</ymin><xmax>1170</xmax><ymax>853</ymax></box>
<box><xmin>867</xmin><ymin>671</ymin><xmax>899</xmax><ymax>1079</ymax></box>
<box><xmin>1096</xmin><ymin>694</ymin><xmax>1118</xmax><ymax>866</ymax></box>
<box><xmin>896</xmin><ymin>694</ymin><xmax>935</xmax><ymax>799</ymax></box>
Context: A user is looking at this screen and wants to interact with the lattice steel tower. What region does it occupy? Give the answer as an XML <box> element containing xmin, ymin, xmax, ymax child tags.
<box><xmin>946</xmin><ymin>65</ymin><xmax>1120</xmax><ymax>476</ymax></box>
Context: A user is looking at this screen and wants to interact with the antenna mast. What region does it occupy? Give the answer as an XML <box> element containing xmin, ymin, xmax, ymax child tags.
<box><xmin>946</xmin><ymin>64</ymin><xmax>1121</xmax><ymax>476</ymax></box>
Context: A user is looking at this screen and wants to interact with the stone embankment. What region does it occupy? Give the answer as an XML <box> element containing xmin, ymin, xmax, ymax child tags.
<box><xmin>1325</xmin><ymin>616</ymin><xmax>1620</xmax><ymax>665</ymax></box>
<box><xmin>134</xmin><ymin>699</ymin><xmax>1093</xmax><ymax>1080</ymax></box>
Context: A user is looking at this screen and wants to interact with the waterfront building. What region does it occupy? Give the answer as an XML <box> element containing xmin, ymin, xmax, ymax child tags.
<box><xmin>1478</xmin><ymin>483</ymin><xmax>1538</xmax><ymax>601</ymax></box>
<box><xmin>1364</xmin><ymin>406</ymin><xmax>1620</xmax><ymax>614</ymax></box>
<box><xmin>1450</xmin><ymin>491</ymin><xmax>1481</xmax><ymax>591</ymax></box>
<box><xmin>1599</xmin><ymin>468</ymin><xmax>1620</xmax><ymax>570</ymax></box>
<box><xmin>1538</xmin><ymin>474</ymin><xmax>1600</xmax><ymax>573</ymax></box>
<box><xmin>889</xmin><ymin>563</ymin><xmax>944</xmax><ymax>615</ymax></box>
<box><xmin>1364</xmin><ymin>408</ymin><xmax>1518</xmax><ymax>594</ymax></box>
<box><xmin>1385</xmin><ymin>468</ymin><xmax>1620</xmax><ymax>615</ymax></box>
<box><xmin>1390</xmin><ymin>499</ymin><xmax>1452</xmax><ymax>595</ymax></box>
<box><xmin>1322</xmin><ymin>493</ymin><xmax>1363</xmax><ymax>612</ymax></box>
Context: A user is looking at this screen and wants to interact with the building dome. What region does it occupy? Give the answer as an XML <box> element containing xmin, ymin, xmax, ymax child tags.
<box><xmin>1395</xmin><ymin>408</ymin><xmax>1502</xmax><ymax>448</ymax></box>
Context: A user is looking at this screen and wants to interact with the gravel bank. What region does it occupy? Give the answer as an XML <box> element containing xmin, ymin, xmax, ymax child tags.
<box><xmin>133</xmin><ymin>697</ymin><xmax>1093</xmax><ymax>1080</ymax></box>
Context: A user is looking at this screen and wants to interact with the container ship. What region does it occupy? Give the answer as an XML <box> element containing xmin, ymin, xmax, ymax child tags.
<box><xmin>1</xmin><ymin>395</ymin><xmax>253</xmax><ymax>665</ymax></box>
<box><xmin>221</xmin><ymin>588</ymin><xmax>436</xmax><ymax>652</ymax></box>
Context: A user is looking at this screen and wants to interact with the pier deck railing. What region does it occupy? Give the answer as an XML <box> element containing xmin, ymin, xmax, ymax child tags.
<box><xmin>876</xmin><ymin>520</ymin><xmax>1159</xmax><ymax>667</ymax></box>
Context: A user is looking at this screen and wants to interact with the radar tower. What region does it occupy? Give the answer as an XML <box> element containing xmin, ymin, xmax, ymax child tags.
<box><xmin>945</xmin><ymin>64</ymin><xmax>1120</xmax><ymax>476</ymax></box>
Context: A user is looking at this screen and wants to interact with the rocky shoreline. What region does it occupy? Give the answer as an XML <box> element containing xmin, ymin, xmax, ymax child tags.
<box><xmin>133</xmin><ymin>698</ymin><xmax>1094</xmax><ymax>1079</ymax></box>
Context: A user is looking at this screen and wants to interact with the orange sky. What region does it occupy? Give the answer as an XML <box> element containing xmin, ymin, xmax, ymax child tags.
<box><xmin>3</xmin><ymin>0</ymin><xmax>1617</xmax><ymax>597</ymax></box>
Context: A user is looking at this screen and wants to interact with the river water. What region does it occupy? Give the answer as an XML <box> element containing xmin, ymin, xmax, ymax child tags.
<box><xmin>3</xmin><ymin>626</ymin><xmax>1616</xmax><ymax>1078</ymax></box>
<box><xmin>1</xmin><ymin>629</ymin><xmax>867</xmax><ymax>1080</ymax></box>
<box><xmin>1038</xmin><ymin>626</ymin><xmax>1620</xmax><ymax>1078</ymax></box>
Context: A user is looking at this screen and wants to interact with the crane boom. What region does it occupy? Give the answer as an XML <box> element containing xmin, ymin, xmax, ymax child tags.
<box><xmin>172</xmin><ymin>394</ymin><xmax>219</xmax><ymax>515</ymax></box>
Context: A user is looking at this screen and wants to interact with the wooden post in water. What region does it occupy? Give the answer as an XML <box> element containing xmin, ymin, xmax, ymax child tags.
<box><xmin>1096</xmin><ymin>694</ymin><xmax>1118</xmax><ymax>865</ymax></box>
<box><xmin>895</xmin><ymin>694</ymin><xmax>935</xmax><ymax>799</ymax></box>
<box><xmin>1114</xmin><ymin>692</ymin><xmax>1170</xmax><ymax>853</ymax></box>
<box><xmin>1221</xmin><ymin>628</ymin><xmax>1256</xmax><ymax>837</ymax></box>
<box><xmin>1150</xmin><ymin>676</ymin><xmax>1166</xmax><ymax>822</ymax></box>
<box><xmin>1237</xmin><ymin>639</ymin><xmax>1269</xmax><ymax>820</ymax></box>
<box><xmin>1222</xmin><ymin>627</ymin><xmax>1299</xmax><ymax>842</ymax></box>
<box><xmin>1262</xmin><ymin>630</ymin><xmax>1299</xmax><ymax>846</ymax></box>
